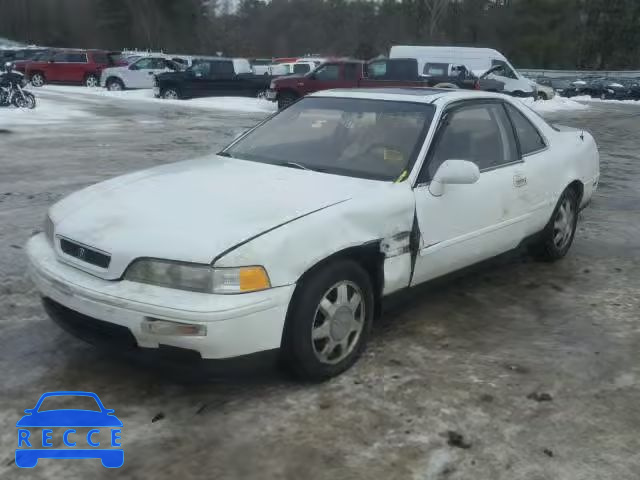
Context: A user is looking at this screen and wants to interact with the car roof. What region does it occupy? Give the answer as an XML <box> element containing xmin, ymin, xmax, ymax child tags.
<box><xmin>311</xmin><ymin>88</ymin><xmax>507</xmax><ymax>104</ymax></box>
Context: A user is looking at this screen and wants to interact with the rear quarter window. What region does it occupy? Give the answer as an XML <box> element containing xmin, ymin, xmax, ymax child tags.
<box><xmin>505</xmin><ymin>103</ymin><xmax>547</xmax><ymax>154</ymax></box>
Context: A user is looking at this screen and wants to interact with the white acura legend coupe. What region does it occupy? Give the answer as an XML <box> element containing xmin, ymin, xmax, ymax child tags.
<box><xmin>27</xmin><ymin>88</ymin><xmax>599</xmax><ymax>380</ymax></box>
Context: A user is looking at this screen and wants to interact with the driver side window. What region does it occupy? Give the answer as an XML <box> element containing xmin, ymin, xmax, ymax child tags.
<box><xmin>422</xmin><ymin>103</ymin><xmax>517</xmax><ymax>182</ymax></box>
<box><xmin>133</xmin><ymin>58</ymin><xmax>154</xmax><ymax>70</ymax></box>
<box><xmin>314</xmin><ymin>64</ymin><xmax>340</xmax><ymax>81</ymax></box>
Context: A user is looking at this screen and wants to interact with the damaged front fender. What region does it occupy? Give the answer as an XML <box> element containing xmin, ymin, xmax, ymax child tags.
<box><xmin>214</xmin><ymin>184</ymin><xmax>417</xmax><ymax>295</ymax></box>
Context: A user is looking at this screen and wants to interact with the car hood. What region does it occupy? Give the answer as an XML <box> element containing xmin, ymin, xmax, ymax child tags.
<box><xmin>16</xmin><ymin>410</ymin><xmax>123</xmax><ymax>427</ymax></box>
<box><xmin>51</xmin><ymin>155</ymin><xmax>380</xmax><ymax>279</ymax></box>
<box><xmin>273</xmin><ymin>74</ymin><xmax>306</xmax><ymax>85</ymax></box>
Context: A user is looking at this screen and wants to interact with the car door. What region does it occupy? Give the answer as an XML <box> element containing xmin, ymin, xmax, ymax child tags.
<box><xmin>298</xmin><ymin>63</ymin><xmax>346</xmax><ymax>95</ymax></box>
<box><xmin>204</xmin><ymin>60</ymin><xmax>239</xmax><ymax>96</ymax></box>
<box><xmin>124</xmin><ymin>57</ymin><xmax>156</xmax><ymax>88</ymax></box>
<box><xmin>65</xmin><ymin>52</ymin><xmax>89</xmax><ymax>83</ymax></box>
<box><xmin>47</xmin><ymin>52</ymin><xmax>69</xmax><ymax>82</ymax></box>
<box><xmin>502</xmin><ymin>102</ymin><xmax>556</xmax><ymax>234</ymax></box>
<box><xmin>411</xmin><ymin>100</ymin><xmax>531</xmax><ymax>285</ymax></box>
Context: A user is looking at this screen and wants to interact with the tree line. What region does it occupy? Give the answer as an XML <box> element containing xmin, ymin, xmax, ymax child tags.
<box><xmin>1</xmin><ymin>0</ymin><xmax>639</xmax><ymax>69</ymax></box>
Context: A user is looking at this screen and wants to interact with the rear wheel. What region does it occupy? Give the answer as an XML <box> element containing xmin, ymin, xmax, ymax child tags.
<box><xmin>106</xmin><ymin>78</ymin><xmax>124</xmax><ymax>91</ymax></box>
<box><xmin>282</xmin><ymin>260</ymin><xmax>374</xmax><ymax>381</ymax></box>
<box><xmin>162</xmin><ymin>87</ymin><xmax>180</xmax><ymax>100</ymax></box>
<box><xmin>537</xmin><ymin>92</ymin><xmax>549</xmax><ymax>101</ymax></box>
<box><xmin>277</xmin><ymin>92</ymin><xmax>298</xmax><ymax>110</ymax></box>
<box><xmin>84</xmin><ymin>74</ymin><xmax>99</xmax><ymax>88</ymax></box>
<box><xmin>529</xmin><ymin>187</ymin><xmax>579</xmax><ymax>261</ymax></box>
<box><xmin>30</xmin><ymin>72</ymin><xmax>45</xmax><ymax>87</ymax></box>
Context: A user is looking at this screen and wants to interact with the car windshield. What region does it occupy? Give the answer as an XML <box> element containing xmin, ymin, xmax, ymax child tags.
<box><xmin>37</xmin><ymin>395</ymin><xmax>101</xmax><ymax>412</ymax></box>
<box><xmin>225</xmin><ymin>97</ymin><xmax>435</xmax><ymax>181</ymax></box>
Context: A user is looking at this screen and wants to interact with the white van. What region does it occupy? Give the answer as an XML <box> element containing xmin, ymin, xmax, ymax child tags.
<box><xmin>389</xmin><ymin>45</ymin><xmax>535</xmax><ymax>97</ymax></box>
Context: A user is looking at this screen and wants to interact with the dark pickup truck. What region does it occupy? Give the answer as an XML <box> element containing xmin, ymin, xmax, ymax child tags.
<box><xmin>267</xmin><ymin>58</ymin><xmax>504</xmax><ymax>109</ymax></box>
<box><xmin>154</xmin><ymin>57</ymin><xmax>271</xmax><ymax>100</ymax></box>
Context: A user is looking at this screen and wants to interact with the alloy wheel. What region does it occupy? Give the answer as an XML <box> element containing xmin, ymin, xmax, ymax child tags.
<box><xmin>31</xmin><ymin>74</ymin><xmax>44</xmax><ymax>87</ymax></box>
<box><xmin>553</xmin><ymin>197</ymin><xmax>575</xmax><ymax>250</ymax></box>
<box><xmin>311</xmin><ymin>280</ymin><xmax>365</xmax><ymax>365</ymax></box>
<box><xmin>85</xmin><ymin>76</ymin><xmax>99</xmax><ymax>88</ymax></box>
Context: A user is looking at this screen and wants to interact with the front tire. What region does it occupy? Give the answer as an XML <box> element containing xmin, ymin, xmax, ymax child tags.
<box><xmin>529</xmin><ymin>187</ymin><xmax>579</xmax><ymax>261</ymax></box>
<box><xmin>282</xmin><ymin>260</ymin><xmax>374</xmax><ymax>381</ymax></box>
<box><xmin>106</xmin><ymin>78</ymin><xmax>124</xmax><ymax>91</ymax></box>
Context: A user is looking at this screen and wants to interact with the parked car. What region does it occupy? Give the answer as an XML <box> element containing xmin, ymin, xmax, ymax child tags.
<box><xmin>544</xmin><ymin>78</ymin><xmax>574</xmax><ymax>96</ymax></box>
<box><xmin>390</xmin><ymin>45</ymin><xmax>536</xmax><ymax>97</ymax></box>
<box><xmin>26</xmin><ymin>49</ymin><xmax>124</xmax><ymax>87</ymax></box>
<box><xmin>27</xmin><ymin>89</ymin><xmax>599</xmax><ymax>380</ymax></box>
<box><xmin>268</xmin><ymin>58</ymin><xmax>499</xmax><ymax>110</ymax></box>
<box><xmin>528</xmin><ymin>79</ymin><xmax>556</xmax><ymax>100</ymax></box>
<box><xmin>154</xmin><ymin>57</ymin><xmax>271</xmax><ymax>99</ymax></box>
<box><xmin>422</xmin><ymin>63</ymin><xmax>505</xmax><ymax>92</ymax></box>
<box><xmin>250</xmin><ymin>58</ymin><xmax>274</xmax><ymax>75</ymax></box>
<box><xmin>100</xmin><ymin>56</ymin><xmax>181</xmax><ymax>91</ymax></box>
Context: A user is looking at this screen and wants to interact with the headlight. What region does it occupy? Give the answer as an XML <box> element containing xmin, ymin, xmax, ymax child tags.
<box><xmin>44</xmin><ymin>214</ymin><xmax>54</xmax><ymax>244</ymax></box>
<box><xmin>124</xmin><ymin>259</ymin><xmax>270</xmax><ymax>294</ymax></box>
<box><xmin>269</xmin><ymin>81</ymin><xmax>275</xmax><ymax>89</ymax></box>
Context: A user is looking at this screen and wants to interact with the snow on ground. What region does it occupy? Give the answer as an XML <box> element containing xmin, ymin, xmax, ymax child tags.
<box><xmin>0</xmin><ymin>97</ymin><xmax>92</xmax><ymax>129</ymax></box>
<box><xmin>518</xmin><ymin>95</ymin><xmax>589</xmax><ymax>113</ymax></box>
<box><xmin>40</xmin><ymin>85</ymin><xmax>277</xmax><ymax>113</ymax></box>
<box><xmin>571</xmin><ymin>94</ymin><xmax>640</xmax><ymax>106</ymax></box>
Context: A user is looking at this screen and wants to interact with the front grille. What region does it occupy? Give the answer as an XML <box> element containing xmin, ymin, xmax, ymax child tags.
<box><xmin>59</xmin><ymin>238</ymin><xmax>111</xmax><ymax>268</ymax></box>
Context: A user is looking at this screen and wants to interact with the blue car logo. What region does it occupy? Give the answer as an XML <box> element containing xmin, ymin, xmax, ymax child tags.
<box><xmin>15</xmin><ymin>391</ymin><xmax>123</xmax><ymax>468</ymax></box>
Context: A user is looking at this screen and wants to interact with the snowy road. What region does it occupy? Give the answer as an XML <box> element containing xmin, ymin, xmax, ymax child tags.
<box><xmin>1</xmin><ymin>90</ymin><xmax>639</xmax><ymax>479</ymax></box>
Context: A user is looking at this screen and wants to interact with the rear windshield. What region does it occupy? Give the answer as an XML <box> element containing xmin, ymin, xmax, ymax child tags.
<box><xmin>225</xmin><ymin>97</ymin><xmax>435</xmax><ymax>181</ymax></box>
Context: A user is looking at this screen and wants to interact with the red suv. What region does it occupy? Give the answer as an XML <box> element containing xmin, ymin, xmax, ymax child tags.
<box><xmin>26</xmin><ymin>50</ymin><xmax>123</xmax><ymax>87</ymax></box>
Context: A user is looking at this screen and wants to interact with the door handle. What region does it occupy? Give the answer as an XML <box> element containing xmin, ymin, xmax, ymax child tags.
<box><xmin>513</xmin><ymin>174</ymin><xmax>527</xmax><ymax>187</ymax></box>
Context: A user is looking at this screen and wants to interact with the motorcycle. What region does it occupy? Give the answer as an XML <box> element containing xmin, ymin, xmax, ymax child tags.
<box><xmin>0</xmin><ymin>69</ymin><xmax>37</xmax><ymax>109</ymax></box>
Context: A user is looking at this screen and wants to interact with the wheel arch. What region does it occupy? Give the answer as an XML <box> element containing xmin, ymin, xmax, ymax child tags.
<box><xmin>281</xmin><ymin>241</ymin><xmax>385</xmax><ymax>350</ymax></box>
<box><xmin>566</xmin><ymin>179</ymin><xmax>584</xmax><ymax>204</ymax></box>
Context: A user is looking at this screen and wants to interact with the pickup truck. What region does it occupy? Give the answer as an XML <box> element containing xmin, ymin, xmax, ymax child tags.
<box><xmin>154</xmin><ymin>57</ymin><xmax>272</xmax><ymax>100</ymax></box>
<box><xmin>267</xmin><ymin>58</ymin><xmax>504</xmax><ymax>109</ymax></box>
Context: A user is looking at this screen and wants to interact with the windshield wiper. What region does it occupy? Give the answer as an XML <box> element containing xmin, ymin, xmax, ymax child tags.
<box><xmin>280</xmin><ymin>161</ymin><xmax>314</xmax><ymax>171</ymax></box>
<box><xmin>217</xmin><ymin>151</ymin><xmax>233</xmax><ymax>158</ymax></box>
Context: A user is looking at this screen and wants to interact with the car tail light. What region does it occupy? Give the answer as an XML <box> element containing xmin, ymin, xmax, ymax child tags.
<box><xmin>474</xmin><ymin>80</ymin><xmax>480</xmax><ymax>90</ymax></box>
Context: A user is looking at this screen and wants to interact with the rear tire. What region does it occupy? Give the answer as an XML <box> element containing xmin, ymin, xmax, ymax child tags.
<box><xmin>30</xmin><ymin>72</ymin><xmax>45</xmax><ymax>87</ymax></box>
<box><xmin>106</xmin><ymin>78</ymin><xmax>125</xmax><ymax>91</ymax></box>
<box><xmin>529</xmin><ymin>187</ymin><xmax>579</xmax><ymax>262</ymax></box>
<box><xmin>537</xmin><ymin>92</ymin><xmax>549</xmax><ymax>101</ymax></box>
<box><xmin>13</xmin><ymin>92</ymin><xmax>36</xmax><ymax>109</ymax></box>
<box><xmin>282</xmin><ymin>259</ymin><xmax>374</xmax><ymax>381</ymax></box>
<box><xmin>84</xmin><ymin>74</ymin><xmax>99</xmax><ymax>88</ymax></box>
<box><xmin>277</xmin><ymin>92</ymin><xmax>298</xmax><ymax>110</ymax></box>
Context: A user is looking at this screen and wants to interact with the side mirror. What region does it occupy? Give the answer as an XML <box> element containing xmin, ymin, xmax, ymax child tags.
<box><xmin>308</xmin><ymin>73</ymin><xmax>316</xmax><ymax>80</ymax></box>
<box><xmin>128</xmin><ymin>64</ymin><xmax>138</xmax><ymax>70</ymax></box>
<box><xmin>24</xmin><ymin>409</ymin><xmax>33</xmax><ymax>414</ymax></box>
<box><xmin>429</xmin><ymin>159</ymin><xmax>480</xmax><ymax>197</ymax></box>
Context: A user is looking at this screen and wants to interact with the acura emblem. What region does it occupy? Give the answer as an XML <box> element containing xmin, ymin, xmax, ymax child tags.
<box><xmin>77</xmin><ymin>247</ymin><xmax>86</xmax><ymax>259</ymax></box>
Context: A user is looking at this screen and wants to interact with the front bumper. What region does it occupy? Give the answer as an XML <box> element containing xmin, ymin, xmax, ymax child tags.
<box><xmin>26</xmin><ymin>233</ymin><xmax>295</xmax><ymax>360</ymax></box>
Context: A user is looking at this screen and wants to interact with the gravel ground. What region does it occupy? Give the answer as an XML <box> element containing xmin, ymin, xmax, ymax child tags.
<box><xmin>0</xmin><ymin>92</ymin><xmax>638</xmax><ymax>480</ymax></box>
